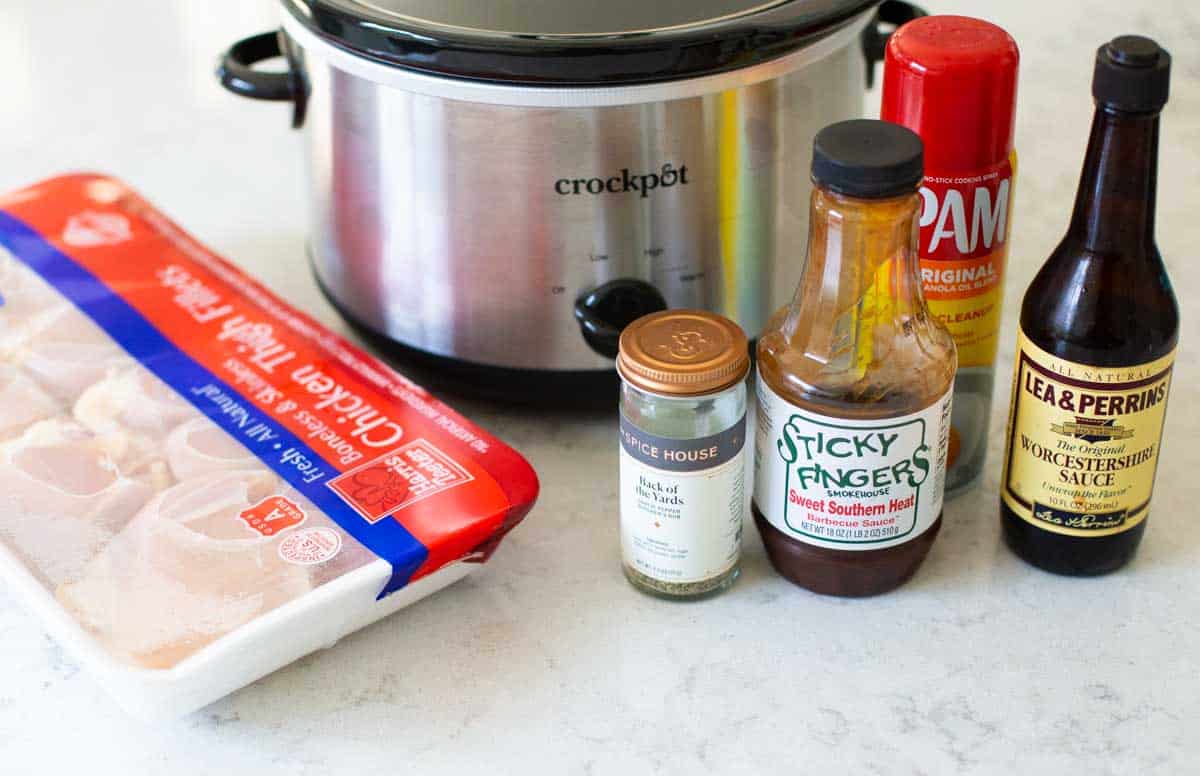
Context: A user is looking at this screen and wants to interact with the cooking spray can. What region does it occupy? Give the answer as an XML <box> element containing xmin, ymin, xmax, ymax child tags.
<box><xmin>881</xmin><ymin>15</ymin><xmax>1019</xmax><ymax>494</ymax></box>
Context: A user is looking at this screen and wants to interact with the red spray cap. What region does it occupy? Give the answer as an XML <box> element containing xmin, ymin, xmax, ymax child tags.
<box><xmin>881</xmin><ymin>15</ymin><xmax>1019</xmax><ymax>172</ymax></box>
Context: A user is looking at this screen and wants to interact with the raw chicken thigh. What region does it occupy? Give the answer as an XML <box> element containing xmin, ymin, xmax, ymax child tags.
<box><xmin>0</xmin><ymin>249</ymin><xmax>68</xmax><ymax>348</ymax></box>
<box><xmin>0</xmin><ymin>364</ymin><xmax>59</xmax><ymax>441</ymax></box>
<box><xmin>0</xmin><ymin>264</ymin><xmax>368</xmax><ymax>667</ymax></box>
<box><xmin>165</xmin><ymin>417</ymin><xmax>261</xmax><ymax>481</ymax></box>
<box><xmin>177</xmin><ymin>441</ymin><xmax>375</xmax><ymax>590</ymax></box>
<box><xmin>3</xmin><ymin>218</ymin><xmax>385</xmax><ymax>674</ymax></box>
<box><xmin>58</xmin><ymin>470</ymin><xmax>319</xmax><ymax>669</ymax></box>
<box><xmin>0</xmin><ymin>419</ymin><xmax>154</xmax><ymax>586</ymax></box>
<box><xmin>75</xmin><ymin>366</ymin><xmax>201</xmax><ymax>487</ymax></box>
<box><xmin>7</xmin><ymin>306</ymin><xmax>130</xmax><ymax>400</ymax></box>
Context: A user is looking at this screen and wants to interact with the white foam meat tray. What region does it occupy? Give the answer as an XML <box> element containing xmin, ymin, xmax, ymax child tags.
<box><xmin>0</xmin><ymin>541</ymin><xmax>475</xmax><ymax>721</ymax></box>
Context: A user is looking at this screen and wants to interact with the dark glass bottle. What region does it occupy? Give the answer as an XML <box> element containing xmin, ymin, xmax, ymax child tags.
<box><xmin>1000</xmin><ymin>36</ymin><xmax>1178</xmax><ymax>574</ymax></box>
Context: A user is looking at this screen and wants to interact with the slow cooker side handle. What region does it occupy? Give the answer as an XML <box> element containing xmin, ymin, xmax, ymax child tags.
<box><xmin>217</xmin><ymin>31</ymin><xmax>308</xmax><ymax>129</ymax></box>
<box><xmin>861</xmin><ymin>1</ymin><xmax>927</xmax><ymax>88</ymax></box>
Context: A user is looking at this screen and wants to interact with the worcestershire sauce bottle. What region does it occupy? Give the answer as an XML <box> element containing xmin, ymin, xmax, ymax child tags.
<box><xmin>1000</xmin><ymin>36</ymin><xmax>1177</xmax><ymax>574</ymax></box>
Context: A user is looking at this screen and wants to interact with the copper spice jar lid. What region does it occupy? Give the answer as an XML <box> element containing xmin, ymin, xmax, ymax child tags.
<box><xmin>616</xmin><ymin>310</ymin><xmax>750</xmax><ymax>396</ymax></box>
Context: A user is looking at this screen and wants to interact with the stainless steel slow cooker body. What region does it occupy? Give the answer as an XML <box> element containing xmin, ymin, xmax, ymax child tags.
<box><xmin>219</xmin><ymin>0</ymin><xmax>919</xmax><ymax>395</ymax></box>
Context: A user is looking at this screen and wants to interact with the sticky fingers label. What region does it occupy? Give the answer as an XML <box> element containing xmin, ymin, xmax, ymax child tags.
<box><xmin>754</xmin><ymin>374</ymin><xmax>952</xmax><ymax>551</ymax></box>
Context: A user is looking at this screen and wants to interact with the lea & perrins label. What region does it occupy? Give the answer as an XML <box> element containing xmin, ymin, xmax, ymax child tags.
<box><xmin>1001</xmin><ymin>330</ymin><xmax>1174</xmax><ymax>536</ymax></box>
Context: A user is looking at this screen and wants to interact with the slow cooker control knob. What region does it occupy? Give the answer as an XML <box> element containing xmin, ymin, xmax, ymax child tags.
<box><xmin>574</xmin><ymin>279</ymin><xmax>668</xmax><ymax>359</ymax></box>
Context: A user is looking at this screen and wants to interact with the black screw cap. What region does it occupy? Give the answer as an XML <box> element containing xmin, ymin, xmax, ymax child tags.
<box><xmin>811</xmin><ymin>119</ymin><xmax>924</xmax><ymax>199</ymax></box>
<box><xmin>1094</xmin><ymin>35</ymin><xmax>1171</xmax><ymax>113</ymax></box>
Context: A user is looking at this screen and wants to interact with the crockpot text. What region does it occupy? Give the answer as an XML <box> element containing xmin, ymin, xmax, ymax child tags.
<box><xmin>555</xmin><ymin>163</ymin><xmax>689</xmax><ymax>199</ymax></box>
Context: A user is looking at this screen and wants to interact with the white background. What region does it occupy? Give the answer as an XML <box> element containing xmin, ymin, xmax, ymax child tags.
<box><xmin>0</xmin><ymin>0</ymin><xmax>1197</xmax><ymax>773</ymax></box>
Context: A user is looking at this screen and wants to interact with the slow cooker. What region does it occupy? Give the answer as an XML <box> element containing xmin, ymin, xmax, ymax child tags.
<box><xmin>218</xmin><ymin>0</ymin><xmax>921</xmax><ymax>401</ymax></box>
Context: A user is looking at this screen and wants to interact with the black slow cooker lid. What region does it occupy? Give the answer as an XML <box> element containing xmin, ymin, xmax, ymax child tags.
<box><xmin>284</xmin><ymin>0</ymin><xmax>881</xmax><ymax>85</ymax></box>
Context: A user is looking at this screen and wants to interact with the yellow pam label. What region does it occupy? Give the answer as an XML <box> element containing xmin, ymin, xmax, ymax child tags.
<box><xmin>917</xmin><ymin>153</ymin><xmax>1016</xmax><ymax>369</ymax></box>
<box><xmin>1000</xmin><ymin>329</ymin><xmax>1174</xmax><ymax>537</ymax></box>
<box><xmin>922</xmin><ymin>268</ymin><xmax>1004</xmax><ymax>368</ymax></box>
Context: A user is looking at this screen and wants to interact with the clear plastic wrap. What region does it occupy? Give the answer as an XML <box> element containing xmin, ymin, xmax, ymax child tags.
<box><xmin>0</xmin><ymin>175</ymin><xmax>538</xmax><ymax>716</ymax></box>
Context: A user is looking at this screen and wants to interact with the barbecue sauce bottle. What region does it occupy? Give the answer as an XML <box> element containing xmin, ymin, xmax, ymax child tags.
<box><xmin>754</xmin><ymin>120</ymin><xmax>956</xmax><ymax>596</ymax></box>
<box><xmin>1000</xmin><ymin>36</ymin><xmax>1177</xmax><ymax>574</ymax></box>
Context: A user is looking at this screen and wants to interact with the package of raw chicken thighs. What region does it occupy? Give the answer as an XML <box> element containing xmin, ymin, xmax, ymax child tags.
<box><xmin>0</xmin><ymin>175</ymin><xmax>539</xmax><ymax>719</ymax></box>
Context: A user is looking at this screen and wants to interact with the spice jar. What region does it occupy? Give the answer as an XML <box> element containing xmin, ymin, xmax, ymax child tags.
<box><xmin>617</xmin><ymin>310</ymin><xmax>750</xmax><ymax>599</ymax></box>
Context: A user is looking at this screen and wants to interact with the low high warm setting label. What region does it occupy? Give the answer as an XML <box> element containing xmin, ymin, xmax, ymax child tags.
<box><xmin>1001</xmin><ymin>329</ymin><xmax>1174</xmax><ymax>536</ymax></box>
<box><xmin>754</xmin><ymin>376</ymin><xmax>951</xmax><ymax>551</ymax></box>
<box><xmin>619</xmin><ymin>413</ymin><xmax>745</xmax><ymax>584</ymax></box>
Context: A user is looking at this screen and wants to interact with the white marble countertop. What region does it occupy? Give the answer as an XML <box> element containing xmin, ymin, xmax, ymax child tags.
<box><xmin>0</xmin><ymin>0</ymin><xmax>1196</xmax><ymax>773</ymax></box>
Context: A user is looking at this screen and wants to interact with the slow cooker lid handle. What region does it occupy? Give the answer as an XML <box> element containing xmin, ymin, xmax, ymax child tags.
<box><xmin>861</xmin><ymin>1</ymin><xmax>927</xmax><ymax>88</ymax></box>
<box><xmin>217</xmin><ymin>31</ymin><xmax>308</xmax><ymax>129</ymax></box>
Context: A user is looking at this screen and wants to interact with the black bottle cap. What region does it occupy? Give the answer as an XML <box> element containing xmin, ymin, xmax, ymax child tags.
<box><xmin>1093</xmin><ymin>35</ymin><xmax>1171</xmax><ymax>113</ymax></box>
<box><xmin>811</xmin><ymin>119</ymin><xmax>924</xmax><ymax>199</ymax></box>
